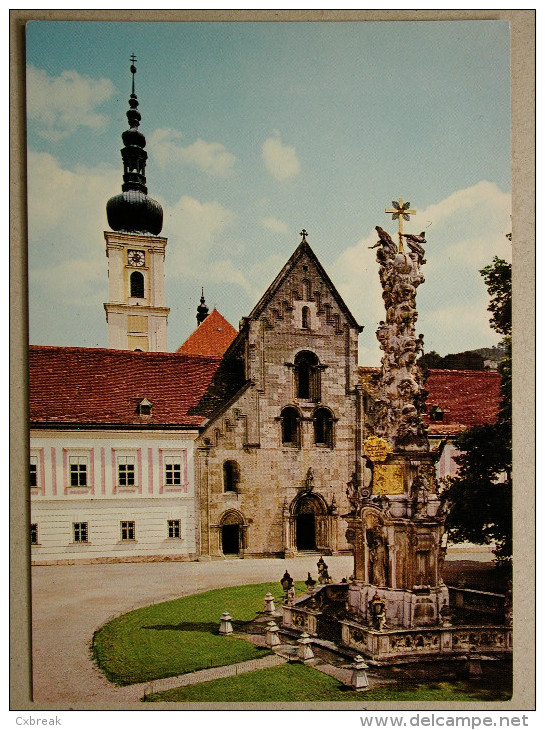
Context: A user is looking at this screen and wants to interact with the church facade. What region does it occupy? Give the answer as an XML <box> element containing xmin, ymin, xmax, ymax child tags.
<box><xmin>195</xmin><ymin>232</ymin><xmax>363</xmax><ymax>559</ymax></box>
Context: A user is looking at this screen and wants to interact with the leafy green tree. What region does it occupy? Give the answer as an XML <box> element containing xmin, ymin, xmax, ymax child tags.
<box><xmin>441</xmin><ymin>255</ymin><xmax>512</xmax><ymax>561</ymax></box>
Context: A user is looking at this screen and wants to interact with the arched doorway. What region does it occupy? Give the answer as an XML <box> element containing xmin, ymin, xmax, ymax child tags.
<box><xmin>219</xmin><ymin>509</ymin><xmax>245</xmax><ymax>556</ymax></box>
<box><xmin>291</xmin><ymin>492</ymin><xmax>329</xmax><ymax>552</ymax></box>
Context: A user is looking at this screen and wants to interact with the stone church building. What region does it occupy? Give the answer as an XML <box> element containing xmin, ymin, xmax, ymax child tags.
<box><xmin>195</xmin><ymin>231</ymin><xmax>363</xmax><ymax>559</ymax></box>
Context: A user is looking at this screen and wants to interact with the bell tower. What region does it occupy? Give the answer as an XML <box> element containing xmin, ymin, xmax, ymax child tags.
<box><xmin>104</xmin><ymin>56</ymin><xmax>169</xmax><ymax>352</ymax></box>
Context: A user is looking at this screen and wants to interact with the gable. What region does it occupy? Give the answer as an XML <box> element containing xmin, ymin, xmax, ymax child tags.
<box><xmin>248</xmin><ymin>239</ymin><xmax>362</xmax><ymax>332</ymax></box>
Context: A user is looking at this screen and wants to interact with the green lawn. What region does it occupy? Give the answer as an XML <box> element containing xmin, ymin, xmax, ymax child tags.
<box><xmin>92</xmin><ymin>581</ymin><xmax>304</xmax><ymax>685</ymax></box>
<box><xmin>143</xmin><ymin>661</ymin><xmax>512</xmax><ymax>703</ymax></box>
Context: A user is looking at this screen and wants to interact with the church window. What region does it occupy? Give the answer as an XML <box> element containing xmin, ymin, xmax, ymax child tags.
<box><xmin>69</xmin><ymin>456</ymin><xmax>87</xmax><ymax>487</ymax></box>
<box><xmin>130</xmin><ymin>271</ymin><xmax>144</xmax><ymax>298</ymax></box>
<box><xmin>294</xmin><ymin>351</ymin><xmax>320</xmax><ymax>401</ymax></box>
<box><xmin>314</xmin><ymin>408</ymin><xmax>334</xmax><ymax>448</ymax></box>
<box><xmin>165</xmin><ymin>458</ymin><xmax>182</xmax><ymax>486</ymax></box>
<box><xmin>302</xmin><ymin>306</ymin><xmax>310</xmax><ymax>330</ymax></box>
<box><xmin>121</xmin><ymin>521</ymin><xmax>135</xmax><ymax>541</ymax></box>
<box><xmin>303</xmin><ymin>279</ymin><xmax>311</xmax><ymax>300</ymax></box>
<box><xmin>31</xmin><ymin>524</ymin><xmax>38</xmax><ymax>545</ymax></box>
<box><xmin>281</xmin><ymin>407</ymin><xmax>300</xmax><ymax>447</ymax></box>
<box><xmin>168</xmin><ymin>519</ymin><xmax>181</xmax><ymax>539</ymax></box>
<box><xmin>223</xmin><ymin>460</ymin><xmax>240</xmax><ymax>493</ymax></box>
<box><xmin>118</xmin><ymin>456</ymin><xmax>136</xmax><ymax>487</ymax></box>
<box><xmin>73</xmin><ymin>522</ymin><xmax>88</xmax><ymax>543</ymax></box>
<box><xmin>30</xmin><ymin>456</ymin><xmax>38</xmax><ymax>488</ymax></box>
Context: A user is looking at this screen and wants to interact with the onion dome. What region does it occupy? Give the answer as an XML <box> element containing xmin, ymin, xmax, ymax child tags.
<box><xmin>106</xmin><ymin>56</ymin><xmax>163</xmax><ymax>236</ymax></box>
<box><xmin>197</xmin><ymin>288</ymin><xmax>210</xmax><ymax>324</ymax></box>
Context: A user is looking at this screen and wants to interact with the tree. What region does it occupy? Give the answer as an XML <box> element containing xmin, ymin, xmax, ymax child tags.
<box><xmin>441</xmin><ymin>254</ymin><xmax>512</xmax><ymax>562</ymax></box>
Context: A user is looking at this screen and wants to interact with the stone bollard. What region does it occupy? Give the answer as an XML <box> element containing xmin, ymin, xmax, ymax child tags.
<box><xmin>350</xmin><ymin>655</ymin><xmax>370</xmax><ymax>691</ymax></box>
<box><xmin>297</xmin><ymin>632</ymin><xmax>314</xmax><ymax>662</ymax></box>
<box><xmin>265</xmin><ymin>620</ymin><xmax>281</xmax><ymax>648</ymax></box>
<box><xmin>263</xmin><ymin>592</ymin><xmax>276</xmax><ymax>614</ymax></box>
<box><xmin>467</xmin><ymin>648</ymin><xmax>483</xmax><ymax>677</ymax></box>
<box><xmin>219</xmin><ymin>611</ymin><xmax>233</xmax><ymax>635</ymax></box>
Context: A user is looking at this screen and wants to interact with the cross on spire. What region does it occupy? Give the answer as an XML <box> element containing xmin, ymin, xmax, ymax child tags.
<box><xmin>385</xmin><ymin>198</ymin><xmax>416</xmax><ymax>252</ymax></box>
<box><xmin>300</xmin><ymin>229</ymin><xmax>308</xmax><ymax>242</ymax></box>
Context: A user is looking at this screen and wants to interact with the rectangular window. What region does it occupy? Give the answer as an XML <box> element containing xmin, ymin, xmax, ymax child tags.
<box><xmin>69</xmin><ymin>456</ymin><xmax>88</xmax><ymax>487</ymax></box>
<box><xmin>30</xmin><ymin>457</ymin><xmax>38</xmax><ymax>488</ymax></box>
<box><xmin>118</xmin><ymin>456</ymin><xmax>136</xmax><ymax>487</ymax></box>
<box><xmin>31</xmin><ymin>523</ymin><xmax>38</xmax><ymax>545</ymax></box>
<box><xmin>73</xmin><ymin>522</ymin><xmax>88</xmax><ymax>543</ymax></box>
<box><xmin>168</xmin><ymin>519</ymin><xmax>181</xmax><ymax>539</ymax></box>
<box><xmin>121</xmin><ymin>521</ymin><xmax>135</xmax><ymax>541</ymax></box>
<box><xmin>165</xmin><ymin>459</ymin><xmax>182</xmax><ymax>486</ymax></box>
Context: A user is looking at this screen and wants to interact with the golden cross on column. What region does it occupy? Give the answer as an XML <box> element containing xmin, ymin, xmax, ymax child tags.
<box><xmin>385</xmin><ymin>198</ymin><xmax>416</xmax><ymax>252</ymax></box>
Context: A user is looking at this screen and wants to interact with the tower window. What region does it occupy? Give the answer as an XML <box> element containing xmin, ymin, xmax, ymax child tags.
<box><xmin>294</xmin><ymin>351</ymin><xmax>320</xmax><ymax>401</ymax></box>
<box><xmin>314</xmin><ymin>407</ymin><xmax>334</xmax><ymax>448</ymax></box>
<box><xmin>130</xmin><ymin>271</ymin><xmax>144</xmax><ymax>298</ymax></box>
<box><xmin>223</xmin><ymin>460</ymin><xmax>240</xmax><ymax>493</ymax></box>
<box><xmin>281</xmin><ymin>407</ymin><xmax>300</xmax><ymax>448</ymax></box>
<box><xmin>302</xmin><ymin>306</ymin><xmax>310</xmax><ymax>330</ymax></box>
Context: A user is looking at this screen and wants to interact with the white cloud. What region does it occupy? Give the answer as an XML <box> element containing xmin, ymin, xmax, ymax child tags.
<box><xmin>26</xmin><ymin>65</ymin><xmax>115</xmax><ymax>141</ymax></box>
<box><xmin>262</xmin><ymin>132</ymin><xmax>301</xmax><ymax>180</ymax></box>
<box><xmin>27</xmin><ymin>149</ymin><xmax>118</xmax><ymax>251</ymax></box>
<box><xmin>163</xmin><ymin>195</ymin><xmax>236</xmax><ymax>277</ymax></box>
<box><xmin>261</xmin><ymin>216</ymin><xmax>289</xmax><ymax>235</ymax></box>
<box><xmin>331</xmin><ymin>181</ymin><xmax>512</xmax><ymax>365</ymax></box>
<box><xmin>149</xmin><ymin>128</ymin><xmax>236</xmax><ymax>176</ymax></box>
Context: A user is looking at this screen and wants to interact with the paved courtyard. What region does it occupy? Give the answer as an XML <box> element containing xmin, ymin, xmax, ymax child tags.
<box><xmin>30</xmin><ymin>551</ymin><xmax>493</xmax><ymax>706</ymax></box>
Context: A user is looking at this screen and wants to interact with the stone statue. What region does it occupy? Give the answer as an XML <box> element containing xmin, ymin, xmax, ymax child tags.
<box><xmin>368</xmin><ymin>528</ymin><xmax>387</xmax><ymax>586</ymax></box>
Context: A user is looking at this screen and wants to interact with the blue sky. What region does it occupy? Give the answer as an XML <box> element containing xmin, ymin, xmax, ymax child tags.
<box><xmin>26</xmin><ymin>20</ymin><xmax>512</xmax><ymax>364</ymax></box>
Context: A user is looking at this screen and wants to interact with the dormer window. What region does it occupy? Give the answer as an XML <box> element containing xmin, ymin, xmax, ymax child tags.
<box><xmin>137</xmin><ymin>398</ymin><xmax>153</xmax><ymax>416</ymax></box>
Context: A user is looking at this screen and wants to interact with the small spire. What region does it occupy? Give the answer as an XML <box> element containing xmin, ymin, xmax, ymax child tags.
<box><xmin>130</xmin><ymin>53</ymin><xmax>137</xmax><ymax>96</ymax></box>
<box><xmin>300</xmin><ymin>229</ymin><xmax>308</xmax><ymax>242</ymax></box>
<box><xmin>197</xmin><ymin>287</ymin><xmax>209</xmax><ymax>324</ymax></box>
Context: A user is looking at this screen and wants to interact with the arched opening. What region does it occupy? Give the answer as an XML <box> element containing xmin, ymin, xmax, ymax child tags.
<box><xmin>130</xmin><ymin>271</ymin><xmax>144</xmax><ymax>298</ymax></box>
<box><xmin>294</xmin><ymin>350</ymin><xmax>320</xmax><ymax>401</ymax></box>
<box><xmin>291</xmin><ymin>492</ymin><xmax>328</xmax><ymax>552</ymax></box>
<box><xmin>302</xmin><ymin>306</ymin><xmax>310</xmax><ymax>330</ymax></box>
<box><xmin>220</xmin><ymin>510</ymin><xmax>245</xmax><ymax>555</ymax></box>
<box><xmin>314</xmin><ymin>407</ymin><xmax>334</xmax><ymax>448</ymax></box>
<box><xmin>281</xmin><ymin>406</ymin><xmax>300</xmax><ymax>447</ymax></box>
<box><xmin>223</xmin><ymin>460</ymin><xmax>240</xmax><ymax>493</ymax></box>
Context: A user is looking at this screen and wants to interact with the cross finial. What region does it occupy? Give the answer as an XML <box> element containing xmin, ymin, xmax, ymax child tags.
<box><xmin>300</xmin><ymin>229</ymin><xmax>308</xmax><ymax>242</ymax></box>
<box><xmin>384</xmin><ymin>198</ymin><xmax>416</xmax><ymax>252</ymax></box>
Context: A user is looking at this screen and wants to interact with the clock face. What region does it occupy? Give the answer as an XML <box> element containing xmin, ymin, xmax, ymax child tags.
<box><xmin>127</xmin><ymin>249</ymin><xmax>145</xmax><ymax>267</ymax></box>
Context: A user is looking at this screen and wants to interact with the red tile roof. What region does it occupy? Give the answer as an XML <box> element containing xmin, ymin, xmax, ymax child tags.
<box><xmin>29</xmin><ymin>346</ymin><xmax>223</xmax><ymax>427</ymax></box>
<box><xmin>423</xmin><ymin>369</ymin><xmax>502</xmax><ymax>434</ymax></box>
<box><xmin>177</xmin><ymin>309</ymin><xmax>238</xmax><ymax>357</ymax></box>
<box><xmin>358</xmin><ymin>367</ymin><xmax>502</xmax><ymax>436</ymax></box>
